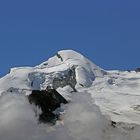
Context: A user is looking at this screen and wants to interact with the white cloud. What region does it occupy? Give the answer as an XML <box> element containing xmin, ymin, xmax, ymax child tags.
<box><xmin>0</xmin><ymin>92</ymin><xmax>139</xmax><ymax>140</ymax></box>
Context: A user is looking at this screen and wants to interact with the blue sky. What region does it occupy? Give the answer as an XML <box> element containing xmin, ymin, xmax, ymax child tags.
<box><xmin>0</xmin><ymin>0</ymin><xmax>140</xmax><ymax>77</ymax></box>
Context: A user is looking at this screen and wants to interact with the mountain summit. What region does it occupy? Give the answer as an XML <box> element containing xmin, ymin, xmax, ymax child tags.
<box><xmin>0</xmin><ymin>50</ymin><xmax>106</xmax><ymax>95</ymax></box>
<box><xmin>0</xmin><ymin>50</ymin><xmax>140</xmax><ymax>140</ymax></box>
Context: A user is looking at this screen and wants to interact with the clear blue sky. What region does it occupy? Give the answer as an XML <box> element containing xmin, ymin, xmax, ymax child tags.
<box><xmin>0</xmin><ymin>0</ymin><xmax>140</xmax><ymax>77</ymax></box>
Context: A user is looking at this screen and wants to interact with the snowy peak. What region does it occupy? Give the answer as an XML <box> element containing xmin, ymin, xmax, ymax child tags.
<box><xmin>39</xmin><ymin>50</ymin><xmax>104</xmax><ymax>71</ymax></box>
<box><xmin>0</xmin><ymin>50</ymin><xmax>106</xmax><ymax>95</ymax></box>
<box><xmin>1</xmin><ymin>50</ymin><xmax>140</xmax><ymax>139</ymax></box>
<box><xmin>38</xmin><ymin>50</ymin><xmax>106</xmax><ymax>88</ymax></box>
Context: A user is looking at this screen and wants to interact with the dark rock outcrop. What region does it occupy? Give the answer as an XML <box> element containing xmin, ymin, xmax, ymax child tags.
<box><xmin>52</xmin><ymin>66</ymin><xmax>77</xmax><ymax>92</ymax></box>
<box><xmin>135</xmin><ymin>68</ymin><xmax>140</xmax><ymax>72</ymax></box>
<box><xmin>28</xmin><ymin>89</ymin><xmax>68</xmax><ymax>124</ymax></box>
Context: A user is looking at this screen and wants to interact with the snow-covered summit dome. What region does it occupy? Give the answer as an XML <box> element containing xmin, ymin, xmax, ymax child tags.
<box><xmin>38</xmin><ymin>50</ymin><xmax>106</xmax><ymax>87</ymax></box>
<box><xmin>0</xmin><ymin>50</ymin><xmax>106</xmax><ymax>95</ymax></box>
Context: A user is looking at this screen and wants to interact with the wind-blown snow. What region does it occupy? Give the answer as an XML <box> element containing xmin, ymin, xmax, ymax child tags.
<box><xmin>0</xmin><ymin>50</ymin><xmax>140</xmax><ymax>139</ymax></box>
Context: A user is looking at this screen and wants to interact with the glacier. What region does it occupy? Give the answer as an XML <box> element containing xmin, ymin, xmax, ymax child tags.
<box><xmin>0</xmin><ymin>50</ymin><xmax>140</xmax><ymax>140</ymax></box>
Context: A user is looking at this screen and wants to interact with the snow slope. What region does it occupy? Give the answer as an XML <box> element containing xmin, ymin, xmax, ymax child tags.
<box><xmin>0</xmin><ymin>50</ymin><xmax>140</xmax><ymax>140</ymax></box>
<box><xmin>79</xmin><ymin>70</ymin><xmax>140</xmax><ymax>125</ymax></box>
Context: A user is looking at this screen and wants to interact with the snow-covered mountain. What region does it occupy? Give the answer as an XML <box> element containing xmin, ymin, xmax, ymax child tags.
<box><xmin>0</xmin><ymin>50</ymin><xmax>106</xmax><ymax>94</ymax></box>
<box><xmin>0</xmin><ymin>50</ymin><xmax>140</xmax><ymax>140</ymax></box>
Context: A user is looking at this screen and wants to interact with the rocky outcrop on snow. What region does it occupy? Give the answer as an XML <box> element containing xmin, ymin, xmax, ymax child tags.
<box><xmin>135</xmin><ymin>68</ymin><xmax>140</xmax><ymax>72</ymax></box>
<box><xmin>52</xmin><ymin>66</ymin><xmax>77</xmax><ymax>91</ymax></box>
<box><xmin>28</xmin><ymin>88</ymin><xmax>68</xmax><ymax>123</ymax></box>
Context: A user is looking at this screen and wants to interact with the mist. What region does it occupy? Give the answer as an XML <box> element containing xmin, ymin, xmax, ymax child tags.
<box><xmin>0</xmin><ymin>92</ymin><xmax>139</xmax><ymax>140</ymax></box>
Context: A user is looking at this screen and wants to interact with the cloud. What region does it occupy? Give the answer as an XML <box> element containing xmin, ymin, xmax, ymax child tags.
<box><xmin>0</xmin><ymin>93</ymin><xmax>47</xmax><ymax>140</ymax></box>
<box><xmin>0</xmin><ymin>92</ymin><xmax>139</xmax><ymax>140</ymax></box>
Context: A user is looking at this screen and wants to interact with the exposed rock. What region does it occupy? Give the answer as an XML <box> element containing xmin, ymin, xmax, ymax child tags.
<box><xmin>111</xmin><ymin>121</ymin><xmax>117</xmax><ymax>127</ymax></box>
<box><xmin>56</xmin><ymin>53</ymin><xmax>63</xmax><ymax>61</ymax></box>
<box><xmin>28</xmin><ymin>89</ymin><xmax>68</xmax><ymax>124</ymax></box>
<box><xmin>135</xmin><ymin>68</ymin><xmax>140</xmax><ymax>72</ymax></box>
<box><xmin>52</xmin><ymin>66</ymin><xmax>77</xmax><ymax>92</ymax></box>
